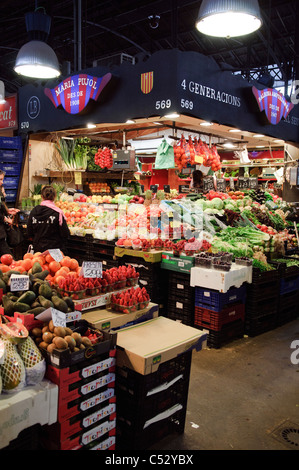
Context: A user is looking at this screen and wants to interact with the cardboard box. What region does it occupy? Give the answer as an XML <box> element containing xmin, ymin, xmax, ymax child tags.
<box><xmin>82</xmin><ymin>302</ymin><xmax>159</xmax><ymax>331</ymax></box>
<box><xmin>115</xmin><ymin>316</ymin><xmax>207</xmax><ymax>375</ymax></box>
<box><xmin>0</xmin><ymin>379</ymin><xmax>58</xmax><ymax>449</ymax></box>
<box><xmin>190</xmin><ymin>264</ymin><xmax>252</xmax><ymax>293</ymax></box>
<box><xmin>114</xmin><ymin>246</ymin><xmax>163</xmax><ymax>263</ymax></box>
<box><xmin>161</xmin><ymin>252</ymin><xmax>195</xmax><ymax>273</ymax></box>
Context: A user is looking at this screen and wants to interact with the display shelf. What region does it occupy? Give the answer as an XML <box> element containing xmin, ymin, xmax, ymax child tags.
<box><xmin>48</xmin><ymin>170</ymin><xmax>135</xmax><ymax>179</ymax></box>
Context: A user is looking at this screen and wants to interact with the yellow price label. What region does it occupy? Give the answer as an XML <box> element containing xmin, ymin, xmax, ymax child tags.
<box><xmin>195</xmin><ymin>155</ymin><xmax>203</xmax><ymax>164</ymax></box>
<box><xmin>74</xmin><ymin>171</ymin><xmax>82</xmax><ymax>185</ymax></box>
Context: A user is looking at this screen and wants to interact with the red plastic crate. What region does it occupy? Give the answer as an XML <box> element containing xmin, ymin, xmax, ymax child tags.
<box><xmin>194</xmin><ymin>303</ymin><xmax>245</xmax><ymax>331</ymax></box>
<box><xmin>58</xmin><ymin>386</ymin><xmax>115</xmax><ymax>422</ymax></box>
<box><xmin>46</xmin><ymin>350</ymin><xmax>116</xmax><ymax>389</ymax></box>
<box><xmin>45</xmin><ymin>399</ymin><xmax>116</xmax><ymax>444</ymax></box>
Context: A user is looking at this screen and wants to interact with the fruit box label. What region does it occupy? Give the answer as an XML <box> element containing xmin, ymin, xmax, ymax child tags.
<box><xmin>80</xmin><ymin>388</ymin><xmax>115</xmax><ymax>413</ymax></box>
<box><xmin>81</xmin><ymin>357</ymin><xmax>115</xmax><ymax>379</ymax></box>
<box><xmin>80</xmin><ymin>418</ymin><xmax>116</xmax><ymax>446</ymax></box>
<box><xmin>82</xmin><ymin>402</ymin><xmax>116</xmax><ymax>429</ymax></box>
<box><xmin>80</xmin><ymin>372</ymin><xmax>115</xmax><ymax>396</ymax></box>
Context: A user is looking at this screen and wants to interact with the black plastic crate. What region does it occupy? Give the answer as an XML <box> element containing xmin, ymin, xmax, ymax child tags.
<box><xmin>251</xmin><ymin>267</ymin><xmax>280</xmax><ymax>284</ymax></box>
<box><xmin>270</xmin><ymin>259</ymin><xmax>299</xmax><ymax>278</ymax></box>
<box><xmin>196</xmin><ymin>319</ymin><xmax>244</xmax><ymax>349</ymax></box>
<box><xmin>116</xmin><ymin>351</ymin><xmax>192</xmax><ymax>398</ymax></box>
<box><xmin>276</xmin><ymin>290</ymin><xmax>299</xmax><ymax>326</ymax></box>
<box><xmin>245</xmin><ymin>294</ymin><xmax>279</xmax><ymax>318</ymax></box>
<box><xmin>166</xmin><ymin>296</ymin><xmax>195</xmax><ymax>326</ymax></box>
<box><xmin>245</xmin><ymin>310</ymin><xmax>277</xmax><ymax>337</ymax></box>
<box><xmin>279</xmin><ymin>275</ymin><xmax>299</xmax><ymax>295</ymax></box>
<box><xmin>116</xmin><ymin>404</ymin><xmax>187</xmax><ymax>450</ymax></box>
<box><xmin>167</xmin><ymin>271</ymin><xmax>193</xmax><ymax>294</ymax></box>
<box><xmin>246</xmin><ymin>279</ymin><xmax>280</xmax><ymax>301</ymax></box>
<box><xmin>117</xmin><ymin>378</ymin><xmax>188</xmax><ymax>425</ymax></box>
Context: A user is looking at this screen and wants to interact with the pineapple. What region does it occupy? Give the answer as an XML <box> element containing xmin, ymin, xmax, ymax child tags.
<box><xmin>17</xmin><ymin>336</ymin><xmax>46</xmax><ymax>386</ymax></box>
<box><xmin>18</xmin><ymin>336</ymin><xmax>42</xmax><ymax>368</ymax></box>
<box><xmin>0</xmin><ymin>339</ymin><xmax>26</xmax><ymax>393</ymax></box>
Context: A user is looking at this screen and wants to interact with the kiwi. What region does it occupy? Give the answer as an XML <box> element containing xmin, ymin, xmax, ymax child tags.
<box><xmin>81</xmin><ymin>337</ymin><xmax>92</xmax><ymax>347</ymax></box>
<box><xmin>42</xmin><ymin>331</ymin><xmax>54</xmax><ymax>344</ymax></box>
<box><xmin>54</xmin><ymin>326</ymin><xmax>66</xmax><ymax>337</ymax></box>
<box><xmin>64</xmin><ymin>335</ymin><xmax>76</xmax><ymax>350</ymax></box>
<box><xmin>53</xmin><ymin>336</ymin><xmax>68</xmax><ymax>349</ymax></box>
<box><xmin>71</xmin><ymin>332</ymin><xmax>82</xmax><ymax>346</ymax></box>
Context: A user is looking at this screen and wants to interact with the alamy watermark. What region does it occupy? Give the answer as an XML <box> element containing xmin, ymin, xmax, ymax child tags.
<box><xmin>290</xmin><ymin>340</ymin><xmax>299</xmax><ymax>365</ymax></box>
<box><xmin>291</xmin><ymin>81</ymin><xmax>299</xmax><ymax>104</ymax></box>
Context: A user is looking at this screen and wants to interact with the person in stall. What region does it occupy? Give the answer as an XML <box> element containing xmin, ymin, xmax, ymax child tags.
<box><xmin>0</xmin><ymin>169</ymin><xmax>19</xmax><ymax>256</ymax></box>
<box><xmin>27</xmin><ymin>185</ymin><xmax>70</xmax><ymax>254</ymax></box>
<box><xmin>190</xmin><ymin>169</ymin><xmax>204</xmax><ymax>191</ymax></box>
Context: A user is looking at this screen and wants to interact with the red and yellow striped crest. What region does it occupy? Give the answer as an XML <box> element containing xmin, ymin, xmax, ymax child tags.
<box><xmin>141</xmin><ymin>71</ymin><xmax>154</xmax><ymax>94</ymax></box>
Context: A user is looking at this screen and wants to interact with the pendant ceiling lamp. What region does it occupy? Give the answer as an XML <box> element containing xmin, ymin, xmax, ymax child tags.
<box><xmin>195</xmin><ymin>0</ymin><xmax>262</xmax><ymax>38</ymax></box>
<box><xmin>14</xmin><ymin>9</ymin><xmax>60</xmax><ymax>79</ymax></box>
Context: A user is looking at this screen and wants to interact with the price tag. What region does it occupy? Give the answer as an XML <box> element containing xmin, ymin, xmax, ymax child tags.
<box><xmin>49</xmin><ymin>249</ymin><xmax>63</xmax><ymax>262</ymax></box>
<box><xmin>74</xmin><ymin>171</ymin><xmax>82</xmax><ymax>185</ymax></box>
<box><xmin>195</xmin><ymin>155</ymin><xmax>203</xmax><ymax>164</ymax></box>
<box><xmin>10</xmin><ymin>275</ymin><xmax>29</xmax><ymax>292</ymax></box>
<box><xmin>216</xmin><ymin>178</ymin><xmax>227</xmax><ymax>192</ymax></box>
<box><xmin>51</xmin><ymin>308</ymin><xmax>67</xmax><ymax>327</ymax></box>
<box><xmin>82</xmin><ymin>261</ymin><xmax>103</xmax><ymax>278</ymax></box>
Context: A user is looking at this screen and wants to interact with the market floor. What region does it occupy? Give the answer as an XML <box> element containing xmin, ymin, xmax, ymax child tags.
<box><xmin>148</xmin><ymin>317</ymin><xmax>299</xmax><ymax>451</ymax></box>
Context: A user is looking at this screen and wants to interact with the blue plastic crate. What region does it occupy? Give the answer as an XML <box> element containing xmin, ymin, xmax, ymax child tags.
<box><xmin>0</xmin><ymin>163</ymin><xmax>21</xmax><ymax>176</ymax></box>
<box><xmin>0</xmin><ymin>136</ymin><xmax>22</xmax><ymax>150</ymax></box>
<box><xmin>195</xmin><ymin>285</ymin><xmax>246</xmax><ymax>312</ymax></box>
<box><xmin>5</xmin><ymin>189</ymin><xmax>17</xmax><ymax>202</ymax></box>
<box><xmin>0</xmin><ymin>149</ymin><xmax>22</xmax><ymax>162</ymax></box>
<box><xmin>279</xmin><ymin>275</ymin><xmax>299</xmax><ymax>295</ymax></box>
<box><xmin>4</xmin><ymin>177</ymin><xmax>19</xmax><ymax>189</ymax></box>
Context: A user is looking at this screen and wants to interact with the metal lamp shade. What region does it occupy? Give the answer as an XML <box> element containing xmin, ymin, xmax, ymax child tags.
<box><xmin>196</xmin><ymin>0</ymin><xmax>262</xmax><ymax>38</ymax></box>
<box><xmin>14</xmin><ymin>40</ymin><xmax>61</xmax><ymax>79</ymax></box>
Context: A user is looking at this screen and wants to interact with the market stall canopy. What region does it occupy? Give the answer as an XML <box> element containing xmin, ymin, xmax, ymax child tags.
<box><xmin>18</xmin><ymin>49</ymin><xmax>299</xmax><ymax>145</ymax></box>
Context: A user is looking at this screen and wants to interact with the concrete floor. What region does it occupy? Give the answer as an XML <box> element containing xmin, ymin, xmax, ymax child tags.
<box><xmin>149</xmin><ymin>318</ymin><xmax>299</xmax><ymax>451</ymax></box>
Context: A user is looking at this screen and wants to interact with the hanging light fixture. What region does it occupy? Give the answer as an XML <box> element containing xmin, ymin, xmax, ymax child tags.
<box><xmin>14</xmin><ymin>9</ymin><xmax>60</xmax><ymax>79</ymax></box>
<box><xmin>195</xmin><ymin>0</ymin><xmax>262</xmax><ymax>38</ymax></box>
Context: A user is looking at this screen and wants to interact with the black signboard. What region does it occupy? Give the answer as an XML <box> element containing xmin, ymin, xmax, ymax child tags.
<box><xmin>150</xmin><ymin>184</ymin><xmax>158</xmax><ymax>193</ymax></box>
<box><xmin>216</xmin><ymin>178</ymin><xmax>227</xmax><ymax>192</ymax></box>
<box><xmin>17</xmin><ymin>49</ymin><xmax>299</xmax><ymax>145</ymax></box>
<box><xmin>238</xmin><ymin>177</ymin><xmax>250</xmax><ymax>189</ymax></box>
<box><xmin>164</xmin><ymin>185</ymin><xmax>170</xmax><ymax>193</ymax></box>
<box><xmin>249</xmin><ymin>177</ymin><xmax>258</xmax><ymax>189</ymax></box>
<box><xmin>203</xmin><ymin>177</ymin><xmax>214</xmax><ymax>193</ymax></box>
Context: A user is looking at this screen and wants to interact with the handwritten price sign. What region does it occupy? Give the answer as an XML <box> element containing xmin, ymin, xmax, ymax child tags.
<box><xmin>82</xmin><ymin>261</ymin><xmax>103</xmax><ymax>278</ymax></box>
<box><xmin>10</xmin><ymin>275</ymin><xmax>30</xmax><ymax>292</ymax></box>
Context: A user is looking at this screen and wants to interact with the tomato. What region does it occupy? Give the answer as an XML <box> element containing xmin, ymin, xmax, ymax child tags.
<box><xmin>1</xmin><ymin>254</ymin><xmax>13</xmax><ymax>265</ymax></box>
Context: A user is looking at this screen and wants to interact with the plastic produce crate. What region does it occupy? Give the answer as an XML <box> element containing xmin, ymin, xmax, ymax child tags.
<box><xmin>270</xmin><ymin>259</ymin><xmax>299</xmax><ymax>278</ymax></box>
<box><xmin>245</xmin><ymin>309</ymin><xmax>277</xmax><ymax>337</ymax></box>
<box><xmin>279</xmin><ymin>275</ymin><xmax>299</xmax><ymax>295</ymax></box>
<box><xmin>166</xmin><ymin>294</ymin><xmax>195</xmax><ymax>326</ymax></box>
<box><xmin>195</xmin><ymin>285</ymin><xmax>246</xmax><ymax>312</ymax></box>
<box><xmin>196</xmin><ymin>319</ymin><xmax>244</xmax><ymax>349</ymax></box>
<box><xmin>116</xmin><ymin>351</ymin><xmax>192</xmax><ymax>450</ymax></box>
<box><xmin>194</xmin><ymin>303</ymin><xmax>245</xmax><ymax>331</ymax></box>
<box><xmin>276</xmin><ymin>290</ymin><xmax>299</xmax><ymax>326</ymax></box>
